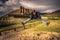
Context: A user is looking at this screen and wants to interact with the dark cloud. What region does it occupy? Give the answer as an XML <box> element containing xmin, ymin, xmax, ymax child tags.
<box><xmin>22</xmin><ymin>0</ymin><xmax>60</xmax><ymax>9</ymax></box>
<box><xmin>0</xmin><ymin>0</ymin><xmax>8</xmax><ymax>3</ymax></box>
<box><xmin>20</xmin><ymin>0</ymin><xmax>60</xmax><ymax>12</ymax></box>
<box><xmin>0</xmin><ymin>0</ymin><xmax>60</xmax><ymax>13</ymax></box>
<box><xmin>0</xmin><ymin>0</ymin><xmax>9</xmax><ymax>7</ymax></box>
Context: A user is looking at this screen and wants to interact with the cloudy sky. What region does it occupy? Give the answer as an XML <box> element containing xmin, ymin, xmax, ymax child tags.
<box><xmin>0</xmin><ymin>0</ymin><xmax>60</xmax><ymax>13</ymax></box>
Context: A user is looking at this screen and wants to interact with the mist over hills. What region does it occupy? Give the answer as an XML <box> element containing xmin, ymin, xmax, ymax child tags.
<box><xmin>47</xmin><ymin>10</ymin><xmax>60</xmax><ymax>17</ymax></box>
<box><xmin>53</xmin><ymin>10</ymin><xmax>60</xmax><ymax>13</ymax></box>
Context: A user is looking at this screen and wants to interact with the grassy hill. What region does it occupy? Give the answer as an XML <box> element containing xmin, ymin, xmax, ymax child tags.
<box><xmin>0</xmin><ymin>18</ymin><xmax>60</xmax><ymax>40</ymax></box>
<box><xmin>0</xmin><ymin>10</ymin><xmax>60</xmax><ymax>40</ymax></box>
<box><xmin>47</xmin><ymin>10</ymin><xmax>60</xmax><ymax>17</ymax></box>
<box><xmin>0</xmin><ymin>9</ymin><xmax>60</xmax><ymax>32</ymax></box>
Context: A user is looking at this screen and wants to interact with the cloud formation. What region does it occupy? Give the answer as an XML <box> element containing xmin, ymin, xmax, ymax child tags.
<box><xmin>5</xmin><ymin>0</ymin><xmax>19</xmax><ymax>6</ymax></box>
<box><xmin>0</xmin><ymin>0</ymin><xmax>20</xmax><ymax>12</ymax></box>
<box><xmin>0</xmin><ymin>0</ymin><xmax>60</xmax><ymax>13</ymax></box>
<box><xmin>20</xmin><ymin>1</ymin><xmax>51</xmax><ymax>10</ymax></box>
<box><xmin>20</xmin><ymin>0</ymin><xmax>60</xmax><ymax>13</ymax></box>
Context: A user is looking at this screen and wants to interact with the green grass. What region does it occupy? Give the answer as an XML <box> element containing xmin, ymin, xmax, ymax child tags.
<box><xmin>23</xmin><ymin>20</ymin><xmax>60</xmax><ymax>34</ymax></box>
<box><xmin>0</xmin><ymin>18</ymin><xmax>60</xmax><ymax>34</ymax></box>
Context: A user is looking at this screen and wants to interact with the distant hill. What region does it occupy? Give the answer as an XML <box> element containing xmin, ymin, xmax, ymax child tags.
<box><xmin>47</xmin><ymin>10</ymin><xmax>60</xmax><ymax>17</ymax></box>
<box><xmin>53</xmin><ymin>10</ymin><xmax>60</xmax><ymax>13</ymax></box>
<box><xmin>8</xmin><ymin>9</ymin><xmax>20</xmax><ymax>15</ymax></box>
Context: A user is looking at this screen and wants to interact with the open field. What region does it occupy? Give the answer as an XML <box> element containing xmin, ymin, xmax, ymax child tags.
<box><xmin>19</xmin><ymin>19</ymin><xmax>60</xmax><ymax>35</ymax></box>
<box><xmin>0</xmin><ymin>18</ymin><xmax>60</xmax><ymax>40</ymax></box>
<box><xmin>0</xmin><ymin>18</ymin><xmax>60</xmax><ymax>33</ymax></box>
